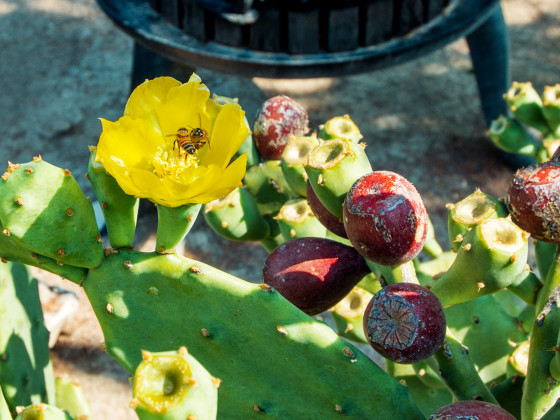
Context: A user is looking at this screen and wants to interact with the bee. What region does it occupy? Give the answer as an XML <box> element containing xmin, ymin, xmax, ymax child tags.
<box><xmin>170</xmin><ymin>115</ymin><xmax>210</xmax><ymax>158</ymax></box>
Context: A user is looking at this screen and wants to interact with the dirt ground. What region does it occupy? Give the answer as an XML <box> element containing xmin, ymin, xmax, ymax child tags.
<box><xmin>1</xmin><ymin>0</ymin><xmax>560</xmax><ymax>418</ymax></box>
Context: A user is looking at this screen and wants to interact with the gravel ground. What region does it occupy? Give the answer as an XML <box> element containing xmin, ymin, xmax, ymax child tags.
<box><xmin>1</xmin><ymin>0</ymin><xmax>559</xmax><ymax>418</ymax></box>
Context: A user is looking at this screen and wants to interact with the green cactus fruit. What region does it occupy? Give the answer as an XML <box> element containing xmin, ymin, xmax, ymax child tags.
<box><xmin>83</xmin><ymin>249</ymin><xmax>424</xmax><ymax>418</ymax></box>
<box><xmin>521</xmin><ymin>287</ymin><xmax>560</xmax><ymax>419</ymax></box>
<box><xmin>507</xmin><ymin>339</ymin><xmax>530</xmax><ymax>377</ymax></box>
<box><xmin>0</xmin><ymin>159</ymin><xmax>103</xmax><ymax>269</ymax></box>
<box><xmin>431</xmin><ymin>217</ymin><xmax>529</xmax><ymax>307</ymax></box>
<box><xmin>213</xmin><ymin>94</ymin><xmax>260</xmax><ymax>167</ymax></box>
<box><xmin>445</xmin><ymin>295</ymin><xmax>528</xmax><ymax>385</ymax></box>
<box><xmin>506</xmin><ymin>265</ymin><xmax>542</xmax><ymax>305</ymax></box>
<box><xmin>490</xmin><ymin>374</ymin><xmax>525</xmax><ymax>420</ymax></box>
<box><xmin>0</xmin><ymin>219</ymin><xmax>87</xmax><ymax>285</ymax></box>
<box><xmin>280</xmin><ymin>136</ymin><xmax>319</xmax><ymax>197</ymax></box>
<box><xmin>305</xmin><ymin>138</ymin><xmax>372</xmax><ymax>219</ymax></box>
<box><xmin>155</xmin><ymin>204</ymin><xmax>201</xmax><ymax>254</ymax></box>
<box><xmin>0</xmin><ymin>386</ymin><xmax>12</xmax><ymax>420</ymax></box>
<box><xmin>488</xmin><ymin>115</ymin><xmax>540</xmax><ymax>156</ymax></box>
<box><xmin>330</xmin><ymin>286</ymin><xmax>373</xmax><ymax>344</ymax></box>
<box><xmin>275</xmin><ymin>198</ymin><xmax>326</xmax><ymax>240</ymax></box>
<box><xmin>0</xmin><ymin>262</ymin><xmax>55</xmax><ymax>413</ymax></box>
<box><xmin>415</xmin><ymin>250</ymin><xmax>455</xmax><ymax>288</ymax></box>
<box><xmin>14</xmin><ymin>404</ymin><xmax>72</xmax><ymax>420</ymax></box>
<box><xmin>504</xmin><ymin>81</ymin><xmax>551</xmax><ymax>134</ymax></box>
<box><xmin>131</xmin><ymin>347</ymin><xmax>218</xmax><ymax>420</ymax></box>
<box><xmin>318</xmin><ymin>115</ymin><xmax>363</xmax><ymax>143</ymax></box>
<box><xmin>446</xmin><ymin>189</ymin><xmax>508</xmax><ymax>251</ymax></box>
<box><xmin>54</xmin><ymin>377</ymin><xmax>91</xmax><ymax>420</ymax></box>
<box><xmin>244</xmin><ymin>160</ymin><xmax>294</xmax><ymax>217</ymax></box>
<box><xmin>385</xmin><ymin>361</ymin><xmax>453</xmax><ymax>417</ymax></box>
<box><xmin>203</xmin><ymin>187</ymin><xmax>270</xmax><ymax>242</ymax></box>
<box><xmin>536</xmin><ymin>239</ymin><xmax>557</xmax><ymax>279</ymax></box>
<box><xmin>366</xmin><ymin>258</ymin><xmax>420</xmax><ymax>286</ymax></box>
<box><xmin>543</xmin><ymin>84</ymin><xmax>560</xmax><ymax>134</ymax></box>
<box><xmin>434</xmin><ymin>331</ymin><xmax>499</xmax><ymax>404</ymax></box>
<box><xmin>87</xmin><ymin>148</ymin><xmax>139</xmax><ymax>248</ymax></box>
<box><xmin>412</xmin><ymin>361</ymin><xmax>446</xmax><ymax>389</ymax></box>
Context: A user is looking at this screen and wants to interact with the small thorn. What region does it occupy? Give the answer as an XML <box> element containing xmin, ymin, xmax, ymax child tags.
<box><xmin>212</xmin><ymin>377</ymin><xmax>222</xmax><ymax>388</ymax></box>
<box><xmin>201</xmin><ymin>328</ymin><xmax>212</xmax><ymax>338</ymax></box>
<box><xmin>461</xmin><ymin>243</ymin><xmax>472</xmax><ymax>251</ymax></box>
<box><xmin>15</xmin><ymin>197</ymin><xmax>23</xmax><ymax>206</ymax></box>
<box><xmin>178</xmin><ymin>346</ymin><xmax>188</xmax><ymax>355</ymax></box>
<box><xmin>190</xmin><ymin>265</ymin><xmax>202</xmax><ymax>274</ymax></box>
<box><xmin>123</xmin><ymin>261</ymin><xmax>133</xmax><ymax>269</ymax></box>
<box><xmin>66</xmin><ymin>208</ymin><xmax>74</xmax><ymax>216</ymax></box>
<box><xmin>253</xmin><ymin>404</ymin><xmax>265</xmax><ymax>414</ymax></box>
<box><xmin>63</xmin><ymin>169</ymin><xmax>72</xmax><ymax>177</ymax></box>
<box><xmin>25</xmin><ymin>167</ymin><xmax>33</xmax><ymax>174</ymax></box>
<box><xmin>142</xmin><ymin>350</ymin><xmax>152</xmax><ymax>362</ymax></box>
<box><xmin>335</xmin><ymin>404</ymin><xmax>344</xmax><ymax>414</ymax></box>
<box><xmin>129</xmin><ymin>398</ymin><xmax>140</xmax><ymax>409</ymax></box>
<box><xmin>221</xmin><ymin>221</ymin><xmax>229</xmax><ymax>229</ymax></box>
<box><xmin>260</xmin><ymin>283</ymin><xmax>273</xmax><ymax>292</ymax></box>
<box><xmin>33</xmin><ymin>155</ymin><xmax>42</xmax><ymax>162</ymax></box>
<box><xmin>276</xmin><ymin>325</ymin><xmax>288</xmax><ymax>335</ymax></box>
<box><xmin>106</xmin><ymin>303</ymin><xmax>114</xmax><ymax>314</ymax></box>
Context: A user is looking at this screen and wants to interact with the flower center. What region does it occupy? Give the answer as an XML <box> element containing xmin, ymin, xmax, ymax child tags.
<box><xmin>152</xmin><ymin>144</ymin><xmax>198</xmax><ymax>179</ymax></box>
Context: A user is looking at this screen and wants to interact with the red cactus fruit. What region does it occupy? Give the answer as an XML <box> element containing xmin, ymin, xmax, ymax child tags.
<box><xmin>262</xmin><ymin>237</ymin><xmax>370</xmax><ymax>316</ymax></box>
<box><xmin>429</xmin><ymin>401</ymin><xmax>516</xmax><ymax>419</ymax></box>
<box><xmin>306</xmin><ymin>181</ymin><xmax>348</xmax><ymax>238</ymax></box>
<box><xmin>363</xmin><ymin>282</ymin><xmax>445</xmax><ymax>364</ymax></box>
<box><xmin>343</xmin><ymin>171</ymin><xmax>428</xmax><ymax>266</ymax></box>
<box><xmin>507</xmin><ymin>161</ymin><xmax>560</xmax><ymax>243</ymax></box>
<box><xmin>253</xmin><ymin>95</ymin><xmax>309</xmax><ymax>160</ymax></box>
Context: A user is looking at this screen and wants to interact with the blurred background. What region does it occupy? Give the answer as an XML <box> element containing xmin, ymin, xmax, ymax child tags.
<box><xmin>1</xmin><ymin>0</ymin><xmax>559</xmax><ymax>418</ymax></box>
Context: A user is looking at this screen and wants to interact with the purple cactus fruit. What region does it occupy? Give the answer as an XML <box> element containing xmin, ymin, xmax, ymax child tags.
<box><xmin>507</xmin><ymin>161</ymin><xmax>560</xmax><ymax>243</ymax></box>
<box><xmin>253</xmin><ymin>95</ymin><xmax>309</xmax><ymax>160</ymax></box>
<box><xmin>429</xmin><ymin>401</ymin><xmax>516</xmax><ymax>419</ymax></box>
<box><xmin>363</xmin><ymin>282</ymin><xmax>446</xmax><ymax>364</ymax></box>
<box><xmin>262</xmin><ymin>237</ymin><xmax>370</xmax><ymax>316</ymax></box>
<box><xmin>306</xmin><ymin>181</ymin><xmax>347</xmax><ymax>238</ymax></box>
<box><xmin>343</xmin><ymin>171</ymin><xmax>427</xmax><ymax>266</ymax></box>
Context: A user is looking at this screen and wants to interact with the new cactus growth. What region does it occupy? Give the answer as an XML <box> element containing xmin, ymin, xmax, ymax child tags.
<box><xmin>343</xmin><ymin>171</ymin><xmax>428</xmax><ymax>266</ymax></box>
<box><xmin>274</xmin><ymin>198</ymin><xmax>326</xmax><ymax>240</ymax></box>
<box><xmin>53</xmin><ymin>377</ymin><xmax>91</xmax><ymax>420</ymax></box>
<box><xmin>14</xmin><ymin>403</ymin><xmax>72</xmax><ymax>420</ymax></box>
<box><xmin>131</xmin><ymin>347</ymin><xmax>218</xmax><ymax>420</ymax></box>
<box><xmin>363</xmin><ymin>282</ymin><xmax>446</xmax><ymax>363</ymax></box>
<box><xmin>318</xmin><ymin>115</ymin><xmax>362</xmax><ymax>143</ymax></box>
<box><xmin>280</xmin><ymin>135</ymin><xmax>319</xmax><ymax>198</ymax></box>
<box><xmin>504</xmin><ymin>82</ymin><xmax>551</xmax><ymax>134</ymax></box>
<box><xmin>262</xmin><ymin>237</ymin><xmax>370</xmax><ymax>315</ymax></box>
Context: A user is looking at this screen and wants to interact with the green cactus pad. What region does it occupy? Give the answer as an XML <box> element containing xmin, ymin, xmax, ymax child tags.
<box><xmin>54</xmin><ymin>377</ymin><xmax>92</xmax><ymax>420</ymax></box>
<box><xmin>504</xmin><ymin>82</ymin><xmax>551</xmax><ymax>134</ymax></box>
<box><xmin>0</xmin><ymin>386</ymin><xmax>12</xmax><ymax>420</ymax></box>
<box><xmin>14</xmin><ymin>403</ymin><xmax>72</xmax><ymax>420</ymax></box>
<box><xmin>275</xmin><ymin>198</ymin><xmax>326</xmax><ymax>240</ymax></box>
<box><xmin>280</xmin><ymin>136</ymin><xmax>319</xmax><ymax>197</ymax></box>
<box><xmin>88</xmin><ymin>149</ymin><xmax>139</xmax><ymax>249</ymax></box>
<box><xmin>0</xmin><ymin>219</ymin><xmax>87</xmax><ymax>285</ymax></box>
<box><xmin>132</xmin><ymin>348</ymin><xmax>218</xmax><ymax>420</ymax></box>
<box><xmin>0</xmin><ymin>159</ymin><xmax>103</xmax><ymax>269</ymax></box>
<box><xmin>0</xmin><ymin>262</ymin><xmax>55</xmax><ymax>413</ymax></box>
<box><xmin>446</xmin><ymin>189</ymin><xmax>508</xmax><ymax>251</ymax></box>
<box><xmin>432</xmin><ymin>218</ymin><xmax>529</xmax><ymax>307</ymax></box>
<box><xmin>203</xmin><ymin>187</ymin><xmax>270</xmax><ymax>242</ymax></box>
<box><xmin>318</xmin><ymin>115</ymin><xmax>362</xmax><ymax>143</ymax></box>
<box><xmin>155</xmin><ymin>204</ymin><xmax>201</xmax><ymax>253</ymax></box>
<box><xmin>305</xmin><ymin>138</ymin><xmax>372</xmax><ymax>219</ymax></box>
<box><xmin>83</xmin><ymin>249</ymin><xmax>424</xmax><ymax>419</ymax></box>
<box><xmin>244</xmin><ymin>161</ymin><xmax>295</xmax><ymax>217</ymax></box>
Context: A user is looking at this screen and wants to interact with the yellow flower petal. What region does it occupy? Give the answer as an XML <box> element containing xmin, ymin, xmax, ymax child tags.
<box><xmin>124</xmin><ymin>76</ymin><xmax>181</xmax><ymax>119</ymax></box>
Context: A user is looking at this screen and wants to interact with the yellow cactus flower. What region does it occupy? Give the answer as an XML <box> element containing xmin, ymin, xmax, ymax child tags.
<box><xmin>95</xmin><ymin>74</ymin><xmax>248</xmax><ymax>207</ymax></box>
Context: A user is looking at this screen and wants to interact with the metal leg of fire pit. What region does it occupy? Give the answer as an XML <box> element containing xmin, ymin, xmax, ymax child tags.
<box><xmin>130</xmin><ymin>43</ymin><xmax>196</xmax><ymax>92</ymax></box>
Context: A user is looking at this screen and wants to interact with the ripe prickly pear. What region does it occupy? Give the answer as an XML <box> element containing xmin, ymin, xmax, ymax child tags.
<box><xmin>429</xmin><ymin>400</ymin><xmax>516</xmax><ymax>420</ymax></box>
<box><xmin>262</xmin><ymin>237</ymin><xmax>370</xmax><ymax>315</ymax></box>
<box><xmin>507</xmin><ymin>161</ymin><xmax>560</xmax><ymax>243</ymax></box>
<box><xmin>253</xmin><ymin>96</ymin><xmax>309</xmax><ymax>160</ymax></box>
<box><xmin>363</xmin><ymin>282</ymin><xmax>446</xmax><ymax>364</ymax></box>
<box><xmin>343</xmin><ymin>171</ymin><xmax>427</xmax><ymax>266</ymax></box>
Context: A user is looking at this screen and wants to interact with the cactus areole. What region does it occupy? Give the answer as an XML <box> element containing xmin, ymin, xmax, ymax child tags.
<box><xmin>343</xmin><ymin>171</ymin><xmax>428</xmax><ymax>266</ymax></box>
<box><xmin>507</xmin><ymin>161</ymin><xmax>560</xmax><ymax>243</ymax></box>
<box><xmin>363</xmin><ymin>282</ymin><xmax>446</xmax><ymax>364</ymax></box>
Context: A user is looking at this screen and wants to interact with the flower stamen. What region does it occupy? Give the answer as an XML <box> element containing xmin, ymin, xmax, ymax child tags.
<box><xmin>152</xmin><ymin>145</ymin><xmax>198</xmax><ymax>179</ymax></box>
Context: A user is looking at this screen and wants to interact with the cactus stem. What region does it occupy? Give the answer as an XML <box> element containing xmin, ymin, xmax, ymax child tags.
<box><xmin>276</xmin><ymin>325</ymin><xmax>289</xmax><ymax>335</ymax></box>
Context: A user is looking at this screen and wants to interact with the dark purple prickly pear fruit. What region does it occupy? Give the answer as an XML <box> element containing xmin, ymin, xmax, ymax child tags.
<box><xmin>363</xmin><ymin>282</ymin><xmax>445</xmax><ymax>364</ymax></box>
<box><xmin>262</xmin><ymin>237</ymin><xmax>370</xmax><ymax>316</ymax></box>
<box><xmin>253</xmin><ymin>96</ymin><xmax>309</xmax><ymax>160</ymax></box>
<box><xmin>306</xmin><ymin>181</ymin><xmax>348</xmax><ymax>238</ymax></box>
<box><xmin>429</xmin><ymin>401</ymin><xmax>516</xmax><ymax>419</ymax></box>
<box><xmin>343</xmin><ymin>171</ymin><xmax>427</xmax><ymax>266</ymax></box>
<box><xmin>507</xmin><ymin>161</ymin><xmax>560</xmax><ymax>243</ymax></box>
